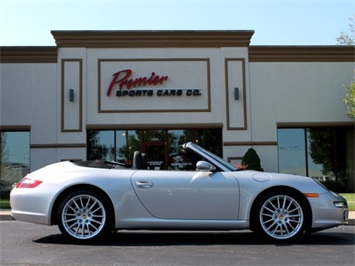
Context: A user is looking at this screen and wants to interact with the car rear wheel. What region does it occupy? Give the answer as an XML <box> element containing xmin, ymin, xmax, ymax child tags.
<box><xmin>254</xmin><ymin>190</ymin><xmax>308</xmax><ymax>241</ymax></box>
<box><xmin>57</xmin><ymin>190</ymin><xmax>112</xmax><ymax>243</ymax></box>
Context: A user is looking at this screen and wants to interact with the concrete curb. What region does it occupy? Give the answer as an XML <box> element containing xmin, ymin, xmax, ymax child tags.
<box><xmin>1</xmin><ymin>209</ymin><xmax>354</xmax><ymax>224</ymax></box>
<box><xmin>0</xmin><ymin>209</ymin><xmax>13</xmax><ymax>221</ymax></box>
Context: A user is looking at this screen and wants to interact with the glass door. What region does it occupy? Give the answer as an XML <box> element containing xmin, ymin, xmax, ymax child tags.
<box><xmin>142</xmin><ymin>130</ymin><xmax>169</xmax><ymax>170</ymax></box>
<box><xmin>142</xmin><ymin>130</ymin><xmax>168</xmax><ymax>170</ymax></box>
<box><xmin>144</xmin><ymin>144</ymin><xmax>168</xmax><ymax>170</ymax></box>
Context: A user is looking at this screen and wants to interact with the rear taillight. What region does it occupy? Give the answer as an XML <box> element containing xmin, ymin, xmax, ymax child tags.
<box><xmin>16</xmin><ymin>177</ymin><xmax>42</xmax><ymax>188</ymax></box>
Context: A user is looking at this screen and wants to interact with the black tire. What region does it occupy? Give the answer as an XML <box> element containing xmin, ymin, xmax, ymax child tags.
<box><xmin>57</xmin><ymin>190</ymin><xmax>112</xmax><ymax>243</ymax></box>
<box><xmin>254</xmin><ymin>190</ymin><xmax>309</xmax><ymax>241</ymax></box>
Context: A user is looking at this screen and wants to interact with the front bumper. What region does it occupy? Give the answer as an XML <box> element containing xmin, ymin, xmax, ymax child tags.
<box><xmin>309</xmin><ymin>192</ymin><xmax>349</xmax><ymax>229</ymax></box>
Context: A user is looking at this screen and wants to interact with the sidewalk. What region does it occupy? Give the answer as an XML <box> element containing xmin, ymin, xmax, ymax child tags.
<box><xmin>1</xmin><ymin>209</ymin><xmax>354</xmax><ymax>224</ymax></box>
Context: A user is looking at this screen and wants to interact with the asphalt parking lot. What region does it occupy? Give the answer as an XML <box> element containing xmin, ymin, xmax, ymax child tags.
<box><xmin>0</xmin><ymin>220</ymin><xmax>354</xmax><ymax>266</ymax></box>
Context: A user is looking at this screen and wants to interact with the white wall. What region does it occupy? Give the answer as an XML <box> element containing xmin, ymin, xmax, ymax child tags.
<box><xmin>0</xmin><ymin>64</ymin><xmax>57</xmax><ymax>136</ymax></box>
<box><xmin>250</xmin><ymin>62</ymin><xmax>354</xmax><ymax>129</ymax></box>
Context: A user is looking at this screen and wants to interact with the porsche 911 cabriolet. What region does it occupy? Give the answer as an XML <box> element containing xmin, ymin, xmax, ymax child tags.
<box><xmin>10</xmin><ymin>142</ymin><xmax>349</xmax><ymax>243</ymax></box>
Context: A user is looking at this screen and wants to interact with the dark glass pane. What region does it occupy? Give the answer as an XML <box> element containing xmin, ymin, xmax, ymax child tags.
<box><xmin>116</xmin><ymin>130</ymin><xmax>141</xmax><ymax>165</ymax></box>
<box><xmin>308</xmin><ymin>128</ymin><xmax>347</xmax><ymax>181</ymax></box>
<box><xmin>87</xmin><ymin>131</ymin><xmax>114</xmax><ymax>161</ymax></box>
<box><xmin>168</xmin><ymin>130</ymin><xmax>185</xmax><ymax>156</ymax></box>
<box><xmin>168</xmin><ymin>130</ymin><xmax>193</xmax><ymax>170</ymax></box>
<box><xmin>306</xmin><ymin>130</ymin><xmax>324</xmax><ymax>180</ymax></box>
<box><xmin>145</xmin><ymin>145</ymin><xmax>165</xmax><ymax>170</ymax></box>
<box><xmin>143</xmin><ymin>130</ymin><xmax>166</xmax><ymax>142</ymax></box>
<box><xmin>181</xmin><ymin>129</ymin><xmax>222</xmax><ymax>157</ymax></box>
<box><xmin>169</xmin><ymin>149</ymin><xmax>195</xmax><ymax>171</ymax></box>
<box><xmin>167</xmin><ymin>129</ymin><xmax>222</xmax><ymax>170</ymax></box>
<box><xmin>115</xmin><ymin>130</ymin><xmax>127</xmax><ymax>163</ymax></box>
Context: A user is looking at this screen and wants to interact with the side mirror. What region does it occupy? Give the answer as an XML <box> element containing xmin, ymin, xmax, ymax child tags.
<box><xmin>196</xmin><ymin>161</ymin><xmax>216</xmax><ymax>172</ymax></box>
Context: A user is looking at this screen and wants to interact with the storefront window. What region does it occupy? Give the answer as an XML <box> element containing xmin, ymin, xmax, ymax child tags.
<box><xmin>0</xmin><ymin>131</ymin><xmax>30</xmax><ymax>198</ymax></box>
<box><xmin>87</xmin><ymin>128</ymin><xmax>222</xmax><ymax>170</ymax></box>
<box><xmin>278</xmin><ymin>127</ymin><xmax>352</xmax><ymax>183</ymax></box>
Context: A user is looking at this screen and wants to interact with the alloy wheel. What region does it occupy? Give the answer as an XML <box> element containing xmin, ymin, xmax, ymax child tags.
<box><xmin>60</xmin><ymin>194</ymin><xmax>107</xmax><ymax>240</ymax></box>
<box><xmin>259</xmin><ymin>194</ymin><xmax>304</xmax><ymax>240</ymax></box>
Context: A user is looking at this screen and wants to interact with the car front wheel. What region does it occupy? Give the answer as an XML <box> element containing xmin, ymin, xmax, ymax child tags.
<box><xmin>57</xmin><ymin>190</ymin><xmax>112</xmax><ymax>243</ymax></box>
<box><xmin>254</xmin><ymin>190</ymin><xmax>309</xmax><ymax>241</ymax></box>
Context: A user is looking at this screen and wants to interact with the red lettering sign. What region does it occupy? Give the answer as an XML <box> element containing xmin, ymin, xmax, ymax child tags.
<box><xmin>107</xmin><ymin>69</ymin><xmax>169</xmax><ymax>96</ymax></box>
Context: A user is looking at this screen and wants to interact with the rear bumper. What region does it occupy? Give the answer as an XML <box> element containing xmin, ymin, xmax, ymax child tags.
<box><xmin>11</xmin><ymin>210</ymin><xmax>49</xmax><ymax>225</ymax></box>
<box><xmin>10</xmin><ymin>187</ymin><xmax>54</xmax><ymax>225</ymax></box>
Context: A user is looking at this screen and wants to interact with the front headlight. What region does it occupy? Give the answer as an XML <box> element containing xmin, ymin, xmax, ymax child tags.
<box><xmin>333</xmin><ymin>201</ymin><xmax>348</xmax><ymax>208</ymax></box>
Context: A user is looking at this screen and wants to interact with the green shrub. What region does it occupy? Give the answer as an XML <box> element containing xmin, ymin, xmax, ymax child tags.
<box><xmin>0</xmin><ymin>199</ymin><xmax>10</xmax><ymax>209</ymax></box>
<box><xmin>241</xmin><ymin>148</ymin><xmax>264</xmax><ymax>171</ymax></box>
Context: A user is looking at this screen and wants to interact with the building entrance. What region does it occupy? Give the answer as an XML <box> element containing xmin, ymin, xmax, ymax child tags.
<box><xmin>141</xmin><ymin>130</ymin><xmax>168</xmax><ymax>170</ymax></box>
<box><xmin>143</xmin><ymin>143</ymin><xmax>168</xmax><ymax>170</ymax></box>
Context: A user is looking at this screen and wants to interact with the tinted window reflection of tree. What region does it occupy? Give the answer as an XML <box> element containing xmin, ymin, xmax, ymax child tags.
<box><xmin>0</xmin><ymin>132</ymin><xmax>8</xmax><ymax>179</ymax></box>
<box><xmin>308</xmin><ymin>128</ymin><xmax>346</xmax><ymax>181</ymax></box>
<box><xmin>183</xmin><ymin>129</ymin><xmax>222</xmax><ymax>157</ymax></box>
<box><xmin>117</xmin><ymin>130</ymin><xmax>141</xmax><ymax>164</ymax></box>
<box><xmin>87</xmin><ymin>131</ymin><xmax>108</xmax><ymax>160</ymax></box>
<box><xmin>168</xmin><ymin>131</ymin><xmax>179</xmax><ymax>156</ymax></box>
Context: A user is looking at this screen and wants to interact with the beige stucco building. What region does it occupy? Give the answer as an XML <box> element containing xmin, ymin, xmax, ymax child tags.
<box><xmin>1</xmin><ymin>31</ymin><xmax>354</xmax><ymax>191</ymax></box>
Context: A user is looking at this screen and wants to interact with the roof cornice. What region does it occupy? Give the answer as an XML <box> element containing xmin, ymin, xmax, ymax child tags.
<box><xmin>1</xmin><ymin>44</ymin><xmax>354</xmax><ymax>63</ymax></box>
<box><xmin>0</xmin><ymin>47</ymin><xmax>57</xmax><ymax>63</ymax></box>
<box><xmin>249</xmin><ymin>46</ymin><xmax>355</xmax><ymax>62</ymax></box>
<box><xmin>51</xmin><ymin>30</ymin><xmax>255</xmax><ymax>48</ymax></box>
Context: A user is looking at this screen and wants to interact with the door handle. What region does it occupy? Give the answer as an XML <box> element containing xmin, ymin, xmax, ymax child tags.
<box><xmin>135</xmin><ymin>181</ymin><xmax>154</xmax><ymax>188</ymax></box>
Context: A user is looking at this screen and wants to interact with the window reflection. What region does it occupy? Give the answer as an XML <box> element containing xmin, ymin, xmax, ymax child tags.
<box><xmin>278</xmin><ymin>127</ymin><xmax>352</xmax><ymax>183</ymax></box>
<box><xmin>115</xmin><ymin>130</ymin><xmax>141</xmax><ymax>164</ymax></box>
<box><xmin>87</xmin><ymin>131</ymin><xmax>114</xmax><ymax>161</ymax></box>
<box><xmin>278</xmin><ymin>129</ymin><xmax>307</xmax><ymax>176</ymax></box>
<box><xmin>87</xmin><ymin>128</ymin><xmax>222</xmax><ymax>170</ymax></box>
<box><xmin>115</xmin><ymin>130</ymin><xmax>127</xmax><ymax>162</ymax></box>
<box><xmin>306</xmin><ymin>130</ymin><xmax>323</xmax><ymax>178</ymax></box>
<box><xmin>0</xmin><ymin>131</ymin><xmax>30</xmax><ymax>194</ymax></box>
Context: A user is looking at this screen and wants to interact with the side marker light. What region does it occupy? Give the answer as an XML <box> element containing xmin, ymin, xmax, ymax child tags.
<box><xmin>304</xmin><ymin>193</ymin><xmax>319</xmax><ymax>198</ymax></box>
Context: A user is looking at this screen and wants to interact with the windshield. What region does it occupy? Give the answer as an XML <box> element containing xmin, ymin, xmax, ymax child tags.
<box><xmin>190</xmin><ymin>143</ymin><xmax>238</xmax><ymax>171</ymax></box>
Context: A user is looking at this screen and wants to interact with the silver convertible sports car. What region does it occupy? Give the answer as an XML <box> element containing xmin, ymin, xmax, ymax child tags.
<box><xmin>10</xmin><ymin>142</ymin><xmax>348</xmax><ymax>243</ymax></box>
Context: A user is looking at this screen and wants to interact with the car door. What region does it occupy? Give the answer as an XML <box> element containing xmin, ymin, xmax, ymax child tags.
<box><xmin>131</xmin><ymin>170</ymin><xmax>239</xmax><ymax>220</ymax></box>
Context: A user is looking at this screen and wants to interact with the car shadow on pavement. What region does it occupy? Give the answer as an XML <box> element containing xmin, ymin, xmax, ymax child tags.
<box><xmin>34</xmin><ymin>230</ymin><xmax>355</xmax><ymax>246</ymax></box>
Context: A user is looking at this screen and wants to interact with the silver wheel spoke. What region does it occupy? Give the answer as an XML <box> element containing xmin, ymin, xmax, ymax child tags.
<box><xmin>64</xmin><ymin>217</ymin><xmax>79</xmax><ymax>223</ymax></box>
